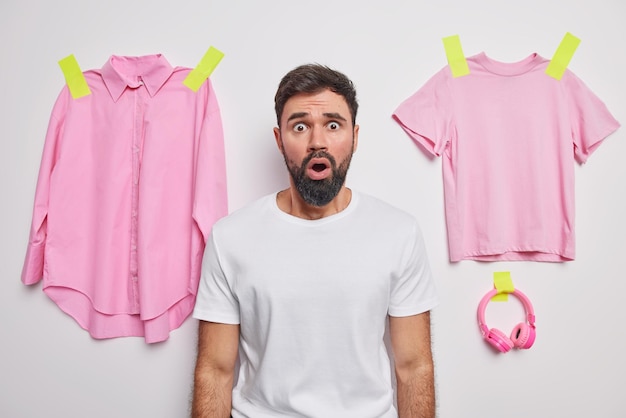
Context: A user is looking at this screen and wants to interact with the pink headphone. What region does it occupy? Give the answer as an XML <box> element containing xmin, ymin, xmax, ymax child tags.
<box><xmin>477</xmin><ymin>288</ymin><xmax>536</xmax><ymax>353</ymax></box>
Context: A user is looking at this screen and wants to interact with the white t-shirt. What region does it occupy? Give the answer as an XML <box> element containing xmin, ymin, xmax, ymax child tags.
<box><xmin>193</xmin><ymin>191</ymin><xmax>438</xmax><ymax>417</ymax></box>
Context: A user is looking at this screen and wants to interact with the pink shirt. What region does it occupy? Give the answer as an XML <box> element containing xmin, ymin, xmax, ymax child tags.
<box><xmin>22</xmin><ymin>55</ymin><xmax>228</xmax><ymax>342</ymax></box>
<box><xmin>393</xmin><ymin>53</ymin><xmax>620</xmax><ymax>262</ymax></box>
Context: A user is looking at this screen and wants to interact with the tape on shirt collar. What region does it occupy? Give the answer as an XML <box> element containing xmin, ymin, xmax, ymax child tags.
<box><xmin>183</xmin><ymin>46</ymin><xmax>225</xmax><ymax>92</ymax></box>
<box><xmin>442</xmin><ymin>35</ymin><xmax>470</xmax><ymax>78</ymax></box>
<box><xmin>58</xmin><ymin>54</ymin><xmax>91</xmax><ymax>99</ymax></box>
<box><xmin>546</xmin><ymin>32</ymin><xmax>580</xmax><ymax>80</ymax></box>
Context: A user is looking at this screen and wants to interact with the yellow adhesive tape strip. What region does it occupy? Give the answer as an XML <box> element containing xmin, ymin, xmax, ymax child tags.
<box><xmin>183</xmin><ymin>46</ymin><xmax>225</xmax><ymax>92</ymax></box>
<box><xmin>492</xmin><ymin>271</ymin><xmax>515</xmax><ymax>302</ymax></box>
<box><xmin>58</xmin><ymin>54</ymin><xmax>91</xmax><ymax>99</ymax></box>
<box><xmin>442</xmin><ymin>35</ymin><xmax>470</xmax><ymax>78</ymax></box>
<box><xmin>546</xmin><ymin>32</ymin><xmax>580</xmax><ymax>80</ymax></box>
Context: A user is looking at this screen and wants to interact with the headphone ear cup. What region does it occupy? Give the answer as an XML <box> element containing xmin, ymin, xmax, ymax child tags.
<box><xmin>486</xmin><ymin>328</ymin><xmax>514</xmax><ymax>353</ymax></box>
<box><xmin>511</xmin><ymin>323</ymin><xmax>536</xmax><ymax>349</ymax></box>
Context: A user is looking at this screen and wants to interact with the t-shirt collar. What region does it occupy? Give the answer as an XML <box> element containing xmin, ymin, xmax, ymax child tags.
<box><xmin>472</xmin><ymin>52</ymin><xmax>545</xmax><ymax>76</ymax></box>
<box><xmin>101</xmin><ymin>54</ymin><xmax>174</xmax><ymax>102</ymax></box>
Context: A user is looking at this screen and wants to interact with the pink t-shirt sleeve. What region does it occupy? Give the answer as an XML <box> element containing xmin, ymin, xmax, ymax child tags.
<box><xmin>563</xmin><ymin>70</ymin><xmax>621</xmax><ymax>163</ymax></box>
<box><xmin>392</xmin><ymin>68</ymin><xmax>452</xmax><ymax>157</ymax></box>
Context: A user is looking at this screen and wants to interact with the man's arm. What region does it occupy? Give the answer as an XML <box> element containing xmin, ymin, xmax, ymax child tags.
<box><xmin>389</xmin><ymin>311</ymin><xmax>435</xmax><ymax>418</ymax></box>
<box><xmin>191</xmin><ymin>320</ymin><xmax>240</xmax><ymax>418</ymax></box>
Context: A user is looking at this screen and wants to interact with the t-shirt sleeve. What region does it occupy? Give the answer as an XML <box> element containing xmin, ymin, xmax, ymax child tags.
<box><xmin>392</xmin><ymin>68</ymin><xmax>453</xmax><ymax>157</ymax></box>
<box><xmin>193</xmin><ymin>227</ymin><xmax>241</xmax><ymax>324</ymax></box>
<box><xmin>388</xmin><ymin>220</ymin><xmax>439</xmax><ymax>317</ymax></box>
<box><xmin>563</xmin><ymin>70</ymin><xmax>620</xmax><ymax>163</ymax></box>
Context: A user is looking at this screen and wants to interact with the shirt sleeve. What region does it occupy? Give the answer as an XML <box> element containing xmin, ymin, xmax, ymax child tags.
<box><xmin>388</xmin><ymin>219</ymin><xmax>439</xmax><ymax>317</ymax></box>
<box><xmin>563</xmin><ymin>70</ymin><xmax>621</xmax><ymax>163</ymax></box>
<box><xmin>21</xmin><ymin>88</ymin><xmax>68</xmax><ymax>285</ymax></box>
<box><xmin>193</xmin><ymin>227</ymin><xmax>240</xmax><ymax>324</ymax></box>
<box><xmin>392</xmin><ymin>68</ymin><xmax>453</xmax><ymax>157</ymax></box>
<box><xmin>192</xmin><ymin>78</ymin><xmax>229</xmax><ymax>243</ymax></box>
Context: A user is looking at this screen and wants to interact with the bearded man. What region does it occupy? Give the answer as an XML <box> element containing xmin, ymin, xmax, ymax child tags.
<box><xmin>191</xmin><ymin>64</ymin><xmax>438</xmax><ymax>418</ymax></box>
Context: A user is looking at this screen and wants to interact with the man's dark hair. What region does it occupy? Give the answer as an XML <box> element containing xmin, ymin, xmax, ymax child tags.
<box><xmin>274</xmin><ymin>64</ymin><xmax>358</xmax><ymax>127</ymax></box>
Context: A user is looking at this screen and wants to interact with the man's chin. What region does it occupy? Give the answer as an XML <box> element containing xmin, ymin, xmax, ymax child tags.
<box><xmin>297</xmin><ymin>182</ymin><xmax>342</xmax><ymax>207</ymax></box>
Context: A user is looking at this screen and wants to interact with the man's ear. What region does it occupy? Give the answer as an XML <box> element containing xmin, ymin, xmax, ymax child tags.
<box><xmin>353</xmin><ymin>124</ymin><xmax>360</xmax><ymax>153</ymax></box>
<box><xmin>274</xmin><ymin>127</ymin><xmax>283</xmax><ymax>153</ymax></box>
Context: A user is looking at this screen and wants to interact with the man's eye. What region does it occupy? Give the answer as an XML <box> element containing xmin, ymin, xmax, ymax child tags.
<box><xmin>293</xmin><ymin>123</ymin><xmax>307</xmax><ymax>132</ymax></box>
<box><xmin>328</xmin><ymin>122</ymin><xmax>339</xmax><ymax>130</ymax></box>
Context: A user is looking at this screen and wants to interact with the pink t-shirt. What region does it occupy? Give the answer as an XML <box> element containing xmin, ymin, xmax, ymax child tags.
<box><xmin>22</xmin><ymin>55</ymin><xmax>228</xmax><ymax>342</ymax></box>
<box><xmin>393</xmin><ymin>52</ymin><xmax>620</xmax><ymax>262</ymax></box>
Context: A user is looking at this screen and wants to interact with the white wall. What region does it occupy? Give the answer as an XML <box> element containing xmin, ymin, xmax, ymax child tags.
<box><xmin>2</xmin><ymin>1</ymin><xmax>625</xmax><ymax>417</ymax></box>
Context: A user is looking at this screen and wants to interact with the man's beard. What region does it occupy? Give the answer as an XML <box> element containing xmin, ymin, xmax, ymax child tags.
<box><xmin>284</xmin><ymin>148</ymin><xmax>353</xmax><ymax>207</ymax></box>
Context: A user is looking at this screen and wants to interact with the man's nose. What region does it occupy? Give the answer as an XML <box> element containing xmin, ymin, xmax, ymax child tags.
<box><xmin>308</xmin><ymin>126</ymin><xmax>329</xmax><ymax>151</ymax></box>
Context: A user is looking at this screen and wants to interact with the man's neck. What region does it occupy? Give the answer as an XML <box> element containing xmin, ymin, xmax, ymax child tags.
<box><xmin>276</xmin><ymin>186</ymin><xmax>352</xmax><ymax>220</ymax></box>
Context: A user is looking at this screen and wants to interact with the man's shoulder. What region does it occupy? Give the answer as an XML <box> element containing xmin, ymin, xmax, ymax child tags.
<box><xmin>355</xmin><ymin>191</ymin><xmax>417</xmax><ymax>223</ymax></box>
<box><xmin>213</xmin><ymin>193</ymin><xmax>274</xmax><ymax>229</ymax></box>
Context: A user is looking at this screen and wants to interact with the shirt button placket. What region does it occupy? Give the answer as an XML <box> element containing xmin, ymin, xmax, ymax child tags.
<box><xmin>129</xmin><ymin>79</ymin><xmax>145</xmax><ymax>314</ymax></box>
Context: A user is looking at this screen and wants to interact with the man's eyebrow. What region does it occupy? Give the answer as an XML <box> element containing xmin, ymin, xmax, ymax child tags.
<box><xmin>286</xmin><ymin>112</ymin><xmax>309</xmax><ymax>122</ymax></box>
<box><xmin>286</xmin><ymin>112</ymin><xmax>348</xmax><ymax>122</ymax></box>
<box><xmin>323</xmin><ymin>112</ymin><xmax>347</xmax><ymax>121</ymax></box>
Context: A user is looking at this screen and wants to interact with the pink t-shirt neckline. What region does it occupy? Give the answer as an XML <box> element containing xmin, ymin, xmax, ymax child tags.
<box><xmin>473</xmin><ymin>52</ymin><xmax>543</xmax><ymax>76</ymax></box>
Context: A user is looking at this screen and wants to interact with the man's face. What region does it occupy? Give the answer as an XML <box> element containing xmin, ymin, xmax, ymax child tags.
<box><xmin>274</xmin><ymin>89</ymin><xmax>359</xmax><ymax>207</ymax></box>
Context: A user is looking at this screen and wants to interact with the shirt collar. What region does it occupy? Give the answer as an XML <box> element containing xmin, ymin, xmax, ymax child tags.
<box><xmin>101</xmin><ymin>54</ymin><xmax>174</xmax><ymax>102</ymax></box>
